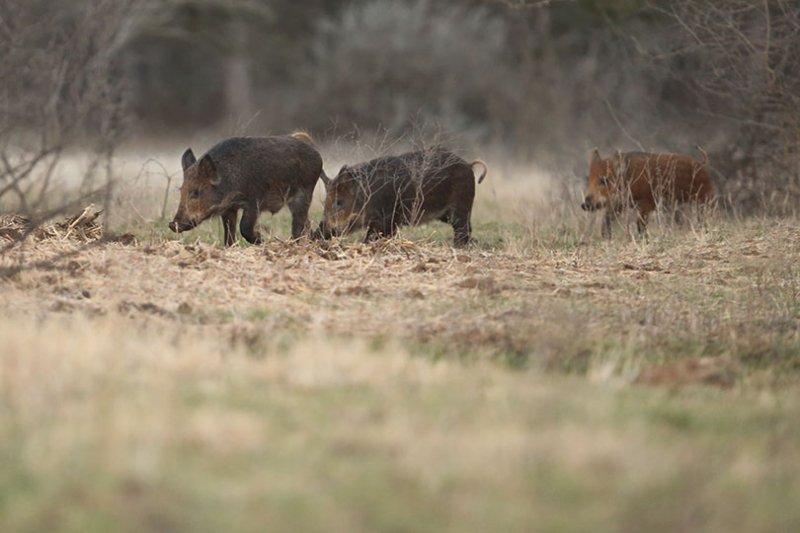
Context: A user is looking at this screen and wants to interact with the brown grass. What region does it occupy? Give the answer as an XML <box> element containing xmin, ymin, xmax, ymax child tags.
<box><xmin>2</xmin><ymin>213</ymin><xmax>799</xmax><ymax>384</ymax></box>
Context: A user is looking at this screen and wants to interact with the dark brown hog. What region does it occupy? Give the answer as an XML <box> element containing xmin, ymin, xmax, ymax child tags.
<box><xmin>314</xmin><ymin>149</ymin><xmax>487</xmax><ymax>247</ymax></box>
<box><xmin>169</xmin><ymin>133</ymin><xmax>323</xmax><ymax>245</ymax></box>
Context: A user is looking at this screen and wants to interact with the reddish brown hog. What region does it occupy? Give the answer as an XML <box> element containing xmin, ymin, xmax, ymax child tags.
<box><xmin>169</xmin><ymin>133</ymin><xmax>323</xmax><ymax>245</ymax></box>
<box><xmin>314</xmin><ymin>149</ymin><xmax>487</xmax><ymax>247</ymax></box>
<box><xmin>581</xmin><ymin>148</ymin><xmax>714</xmax><ymax>238</ymax></box>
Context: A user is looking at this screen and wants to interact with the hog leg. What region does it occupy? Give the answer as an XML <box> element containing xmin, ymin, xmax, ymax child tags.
<box><xmin>636</xmin><ymin>215</ymin><xmax>650</xmax><ymax>234</ymax></box>
<box><xmin>450</xmin><ymin>208</ymin><xmax>472</xmax><ymax>248</ymax></box>
<box><xmin>239</xmin><ymin>204</ymin><xmax>264</xmax><ymax>245</ymax></box>
<box><xmin>602</xmin><ymin>209</ymin><xmax>616</xmax><ymax>239</ymax></box>
<box><xmin>222</xmin><ymin>208</ymin><xmax>238</xmax><ymax>246</ymax></box>
<box><xmin>673</xmin><ymin>206</ymin><xmax>684</xmax><ymax>226</ymax></box>
<box><xmin>636</xmin><ymin>202</ymin><xmax>655</xmax><ymax>235</ymax></box>
<box><xmin>288</xmin><ymin>190</ymin><xmax>312</xmax><ymax>240</ymax></box>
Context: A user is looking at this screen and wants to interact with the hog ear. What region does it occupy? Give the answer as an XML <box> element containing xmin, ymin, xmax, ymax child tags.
<box><xmin>181</xmin><ymin>148</ymin><xmax>197</xmax><ymax>171</ymax></box>
<box><xmin>334</xmin><ymin>166</ymin><xmax>356</xmax><ymax>193</ymax></box>
<box><xmin>320</xmin><ymin>169</ymin><xmax>331</xmax><ymax>186</ymax></box>
<box><xmin>197</xmin><ymin>154</ymin><xmax>220</xmax><ymax>186</ymax></box>
<box><xmin>590</xmin><ymin>149</ymin><xmax>601</xmax><ymax>167</ymax></box>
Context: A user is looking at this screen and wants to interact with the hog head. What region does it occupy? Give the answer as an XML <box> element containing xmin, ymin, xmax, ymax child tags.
<box><xmin>169</xmin><ymin>148</ymin><xmax>226</xmax><ymax>233</ymax></box>
<box><xmin>581</xmin><ymin>149</ymin><xmax>623</xmax><ymax>212</ymax></box>
<box><xmin>321</xmin><ymin>165</ymin><xmax>361</xmax><ymax>231</ymax></box>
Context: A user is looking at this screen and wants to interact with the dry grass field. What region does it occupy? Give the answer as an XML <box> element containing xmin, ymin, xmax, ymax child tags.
<box><xmin>2</xmin><ymin>155</ymin><xmax>800</xmax><ymax>532</ymax></box>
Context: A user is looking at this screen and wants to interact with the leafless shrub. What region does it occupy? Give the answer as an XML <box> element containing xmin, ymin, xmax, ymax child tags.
<box><xmin>298</xmin><ymin>0</ymin><xmax>512</xmax><ymax>143</ymax></box>
<box><xmin>0</xmin><ymin>0</ymin><xmax>138</xmax><ymax>245</ymax></box>
<box><xmin>654</xmin><ymin>0</ymin><xmax>800</xmax><ymax>212</ymax></box>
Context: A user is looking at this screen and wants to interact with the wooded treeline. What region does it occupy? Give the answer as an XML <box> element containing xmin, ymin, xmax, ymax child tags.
<box><xmin>2</xmin><ymin>0</ymin><xmax>799</xmax><ymax>210</ymax></box>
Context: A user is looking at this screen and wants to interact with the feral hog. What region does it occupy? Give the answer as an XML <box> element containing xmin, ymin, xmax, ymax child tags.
<box><xmin>169</xmin><ymin>133</ymin><xmax>323</xmax><ymax>245</ymax></box>
<box><xmin>581</xmin><ymin>148</ymin><xmax>714</xmax><ymax>238</ymax></box>
<box><xmin>315</xmin><ymin>149</ymin><xmax>487</xmax><ymax>247</ymax></box>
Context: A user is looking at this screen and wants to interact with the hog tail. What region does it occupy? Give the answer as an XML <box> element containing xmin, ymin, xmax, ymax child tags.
<box><xmin>696</xmin><ymin>145</ymin><xmax>709</xmax><ymax>166</ymax></box>
<box><xmin>291</xmin><ymin>131</ymin><xmax>315</xmax><ymax>145</ymax></box>
<box><xmin>471</xmin><ymin>160</ymin><xmax>488</xmax><ymax>184</ymax></box>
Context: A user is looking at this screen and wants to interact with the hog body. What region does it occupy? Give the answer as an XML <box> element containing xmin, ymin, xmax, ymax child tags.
<box><xmin>316</xmin><ymin>149</ymin><xmax>487</xmax><ymax>247</ymax></box>
<box><xmin>169</xmin><ymin>133</ymin><xmax>323</xmax><ymax>245</ymax></box>
<box><xmin>581</xmin><ymin>149</ymin><xmax>714</xmax><ymax>237</ymax></box>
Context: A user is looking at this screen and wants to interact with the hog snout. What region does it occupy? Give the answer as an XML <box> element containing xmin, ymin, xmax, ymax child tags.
<box><xmin>310</xmin><ymin>224</ymin><xmax>325</xmax><ymax>240</ymax></box>
<box><xmin>581</xmin><ymin>199</ymin><xmax>597</xmax><ymax>212</ymax></box>
<box><xmin>169</xmin><ymin>219</ymin><xmax>196</xmax><ymax>233</ymax></box>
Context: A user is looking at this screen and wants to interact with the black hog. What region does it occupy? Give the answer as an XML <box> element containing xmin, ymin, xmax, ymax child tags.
<box><xmin>169</xmin><ymin>133</ymin><xmax>323</xmax><ymax>246</ymax></box>
<box><xmin>315</xmin><ymin>149</ymin><xmax>487</xmax><ymax>247</ymax></box>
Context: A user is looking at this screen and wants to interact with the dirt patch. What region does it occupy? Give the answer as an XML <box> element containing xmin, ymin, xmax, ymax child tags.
<box><xmin>635</xmin><ymin>358</ymin><xmax>737</xmax><ymax>389</ymax></box>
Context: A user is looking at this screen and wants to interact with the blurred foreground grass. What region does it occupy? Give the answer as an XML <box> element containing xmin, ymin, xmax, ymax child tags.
<box><xmin>1</xmin><ymin>316</ymin><xmax>799</xmax><ymax>533</ymax></box>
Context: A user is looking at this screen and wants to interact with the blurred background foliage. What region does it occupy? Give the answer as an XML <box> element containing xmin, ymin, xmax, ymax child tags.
<box><xmin>122</xmin><ymin>0</ymin><xmax>670</xmax><ymax>148</ymax></box>
<box><xmin>2</xmin><ymin>0</ymin><xmax>799</xmax><ymax>210</ymax></box>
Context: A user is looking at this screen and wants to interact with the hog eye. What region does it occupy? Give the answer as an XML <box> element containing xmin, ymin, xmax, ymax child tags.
<box><xmin>335</xmin><ymin>199</ymin><xmax>345</xmax><ymax>209</ymax></box>
<box><xmin>599</xmin><ymin>178</ymin><xmax>609</xmax><ymax>186</ymax></box>
<box><xmin>188</xmin><ymin>189</ymin><xmax>201</xmax><ymax>199</ymax></box>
